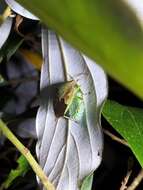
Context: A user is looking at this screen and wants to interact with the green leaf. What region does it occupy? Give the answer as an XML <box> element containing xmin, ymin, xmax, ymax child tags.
<box><xmin>80</xmin><ymin>174</ymin><xmax>93</xmax><ymax>190</ymax></box>
<box><xmin>17</xmin><ymin>0</ymin><xmax>143</xmax><ymax>98</ymax></box>
<box><xmin>1</xmin><ymin>155</ymin><xmax>30</xmax><ymax>189</ymax></box>
<box><xmin>102</xmin><ymin>100</ymin><xmax>143</xmax><ymax>167</ymax></box>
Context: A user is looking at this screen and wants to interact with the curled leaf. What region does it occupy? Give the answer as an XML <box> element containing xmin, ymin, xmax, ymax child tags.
<box><xmin>5</xmin><ymin>0</ymin><xmax>39</xmax><ymax>20</ymax></box>
<box><xmin>36</xmin><ymin>28</ymin><xmax>108</xmax><ymax>190</ymax></box>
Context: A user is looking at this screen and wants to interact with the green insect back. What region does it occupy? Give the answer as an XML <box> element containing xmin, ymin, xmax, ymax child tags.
<box><xmin>53</xmin><ymin>80</ymin><xmax>85</xmax><ymax>122</ymax></box>
<box><xmin>64</xmin><ymin>87</ymin><xmax>85</xmax><ymax>122</ymax></box>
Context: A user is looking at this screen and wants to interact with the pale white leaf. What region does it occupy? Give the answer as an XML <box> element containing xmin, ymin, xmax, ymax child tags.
<box><xmin>36</xmin><ymin>27</ymin><xmax>108</xmax><ymax>190</ymax></box>
<box><xmin>0</xmin><ymin>17</ymin><xmax>12</xmax><ymax>49</ymax></box>
<box><xmin>5</xmin><ymin>0</ymin><xmax>39</xmax><ymax>20</ymax></box>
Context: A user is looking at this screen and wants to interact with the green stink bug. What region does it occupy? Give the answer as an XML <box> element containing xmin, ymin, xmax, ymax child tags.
<box><xmin>53</xmin><ymin>80</ymin><xmax>85</xmax><ymax>122</ymax></box>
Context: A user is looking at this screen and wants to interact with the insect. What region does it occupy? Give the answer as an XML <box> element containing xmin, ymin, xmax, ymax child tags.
<box><xmin>53</xmin><ymin>80</ymin><xmax>85</xmax><ymax>122</ymax></box>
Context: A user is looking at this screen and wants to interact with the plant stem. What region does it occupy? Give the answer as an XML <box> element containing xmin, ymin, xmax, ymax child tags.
<box><xmin>120</xmin><ymin>157</ymin><xmax>133</xmax><ymax>190</ymax></box>
<box><xmin>127</xmin><ymin>169</ymin><xmax>143</xmax><ymax>190</ymax></box>
<box><xmin>103</xmin><ymin>129</ymin><xmax>129</xmax><ymax>147</ymax></box>
<box><xmin>0</xmin><ymin>119</ymin><xmax>55</xmax><ymax>190</ymax></box>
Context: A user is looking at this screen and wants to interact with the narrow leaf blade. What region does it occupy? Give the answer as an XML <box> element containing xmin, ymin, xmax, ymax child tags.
<box><xmin>5</xmin><ymin>0</ymin><xmax>38</xmax><ymax>20</ymax></box>
<box><xmin>0</xmin><ymin>17</ymin><xmax>12</xmax><ymax>49</ymax></box>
